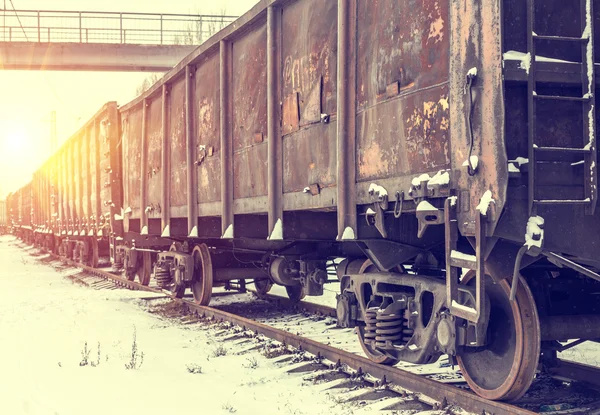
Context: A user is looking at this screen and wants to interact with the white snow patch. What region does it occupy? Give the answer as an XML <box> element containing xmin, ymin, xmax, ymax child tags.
<box><xmin>508</xmin><ymin>163</ymin><xmax>521</xmax><ymax>173</ymax></box>
<box><xmin>450</xmin><ymin>250</ymin><xmax>476</xmax><ymax>263</ymax></box>
<box><xmin>0</xmin><ymin>236</ymin><xmax>363</xmax><ymax>415</ymax></box>
<box><xmin>416</xmin><ymin>200</ymin><xmax>437</xmax><ymax>212</ymax></box>
<box><xmin>188</xmin><ymin>226</ymin><xmax>198</xmax><ymax>237</ymax></box>
<box><xmin>114</xmin><ymin>214</ymin><xmax>123</xmax><ymax>221</ymax></box>
<box><xmin>467</xmin><ymin>67</ymin><xmax>478</xmax><ymax>77</ymax></box>
<box><xmin>525</xmin><ymin>216</ymin><xmax>545</xmax><ymax>249</ymax></box>
<box><xmin>222</xmin><ymin>224</ymin><xmax>234</xmax><ymax>239</ymax></box>
<box><xmin>510</xmin><ymin>157</ymin><xmax>529</xmax><ymax>166</ymax></box>
<box><xmin>161</xmin><ymin>225</ymin><xmax>170</xmax><ymax>238</ymax></box>
<box><xmin>584</xmin><ymin>105</ymin><xmax>595</xmax><ymax>151</ymax></box>
<box><xmin>427</xmin><ymin>170</ymin><xmax>450</xmax><ymax>188</ymax></box>
<box><xmin>368</xmin><ymin>183</ymin><xmax>388</xmax><ymax>198</ymax></box>
<box><xmin>140</xmin><ymin>226</ymin><xmax>148</xmax><ymax>235</ymax></box>
<box><xmin>448</xmin><ymin>196</ymin><xmax>458</xmax><ymax>207</ymax></box>
<box><xmin>462</xmin><ymin>156</ymin><xmax>479</xmax><ymax>171</ymax></box>
<box><xmin>411</xmin><ymin>173</ymin><xmax>432</xmax><ymax>187</ymax></box>
<box><xmin>340</xmin><ymin>226</ymin><xmax>356</xmax><ymax>240</ymax></box>
<box><xmin>571</xmin><ymin>160</ymin><xmax>585</xmax><ymax>167</ymax></box>
<box><xmin>366</xmin><ymin>208</ymin><xmax>376</xmax><ymax>215</ymax></box>
<box><xmin>267</xmin><ymin>219</ymin><xmax>283</xmax><ymax>240</ymax></box>
<box><xmin>124</xmin><ymin>207</ymin><xmax>132</xmax><ymax>214</ymax></box>
<box><xmin>476</xmin><ymin>190</ymin><xmax>495</xmax><ymax>216</ymax></box>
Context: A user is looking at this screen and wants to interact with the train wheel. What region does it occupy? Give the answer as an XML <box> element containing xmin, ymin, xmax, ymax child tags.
<box><xmin>456</xmin><ymin>270</ymin><xmax>540</xmax><ymax>401</ymax></box>
<box><xmin>136</xmin><ymin>251</ymin><xmax>152</xmax><ymax>286</ymax></box>
<box><xmin>165</xmin><ymin>243</ymin><xmax>185</xmax><ymax>298</ymax></box>
<box><xmin>254</xmin><ymin>278</ymin><xmax>272</xmax><ymax>298</ymax></box>
<box><xmin>191</xmin><ymin>244</ymin><xmax>213</xmax><ymax>306</ymax></box>
<box><xmin>285</xmin><ymin>285</ymin><xmax>305</xmax><ymax>302</ymax></box>
<box><xmin>90</xmin><ymin>238</ymin><xmax>99</xmax><ymax>268</ymax></box>
<box><xmin>355</xmin><ymin>259</ymin><xmax>400</xmax><ymax>366</ymax></box>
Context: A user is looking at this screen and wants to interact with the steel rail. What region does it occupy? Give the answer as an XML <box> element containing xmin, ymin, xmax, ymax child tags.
<box><xmin>38</xmin><ymin>253</ymin><xmax>534</xmax><ymax>415</ymax></box>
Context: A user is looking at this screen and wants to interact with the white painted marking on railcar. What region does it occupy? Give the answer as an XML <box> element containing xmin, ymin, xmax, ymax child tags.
<box><xmin>222</xmin><ymin>224</ymin><xmax>233</xmax><ymax>239</ymax></box>
<box><xmin>340</xmin><ymin>226</ymin><xmax>356</xmax><ymax>241</ymax></box>
<box><xmin>267</xmin><ymin>219</ymin><xmax>283</xmax><ymax>240</ymax></box>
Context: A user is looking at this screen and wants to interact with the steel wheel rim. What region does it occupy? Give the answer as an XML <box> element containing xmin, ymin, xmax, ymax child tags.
<box><xmin>285</xmin><ymin>285</ymin><xmax>305</xmax><ymax>302</ymax></box>
<box><xmin>166</xmin><ymin>243</ymin><xmax>185</xmax><ymax>298</ymax></box>
<box><xmin>136</xmin><ymin>251</ymin><xmax>151</xmax><ymax>286</ymax></box>
<box><xmin>254</xmin><ymin>278</ymin><xmax>273</xmax><ymax>298</ymax></box>
<box><xmin>456</xmin><ymin>270</ymin><xmax>540</xmax><ymax>401</ymax></box>
<box><xmin>191</xmin><ymin>244</ymin><xmax>213</xmax><ymax>306</ymax></box>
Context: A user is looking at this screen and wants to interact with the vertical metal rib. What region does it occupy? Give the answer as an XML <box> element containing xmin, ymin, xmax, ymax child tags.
<box><xmin>220</xmin><ymin>40</ymin><xmax>233</xmax><ymax>237</ymax></box>
<box><xmin>526</xmin><ymin>0</ymin><xmax>536</xmax><ymax>215</ymax></box>
<box><xmin>185</xmin><ymin>65</ymin><xmax>198</xmax><ymax>236</ymax></box>
<box><xmin>161</xmin><ymin>84</ymin><xmax>171</xmax><ymax>236</ymax></box>
<box><xmin>267</xmin><ymin>6</ymin><xmax>282</xmax><ymax>238</ymax></box>
<box><xmin>336</xmin><ymin>0</ymin><xmax>357</xmax><ymax>240</ymax></box>
<box><xmin>140</xmin><ymin>98</ymin><xmax>148</xmax><ymax>233</ymax></box>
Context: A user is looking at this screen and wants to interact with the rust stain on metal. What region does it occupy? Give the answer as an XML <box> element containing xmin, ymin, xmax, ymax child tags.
<box><xmin>169</xmin><ymin>77</ymin><xmax>188</xmax><ymax>208</ymax></box>
<box><xmin>146</xmin><ymin>95</ymin><xmax>163</xmax><ymax>216</ymax></box>
<box><xmin>281</xmin><ymin>0</ymin><xmax>338</xmax><ymax>193</ymax></box>
<box><xmin>232</xmin><ymin>23</ymin><xmax>268</xmax><ymax>199</ymax></box>
<box><xmin>195</xmin><ymin>55</ymin><xmax>221</xmax><ymax>204</ymax></box>
<box><xmin>282</xmin><ymin>92</ymin><xmax>300</xmax><ymax>135</ymax></box>
<box><xmin>282</xmin><ymin>0</ymin><xmax>337</xmax><ymax>130</ymax></box>
<box><xmin>450</xmin><ymin>0</ymin><xmax>506</xmax><ymax>235</ymax></box>
<box><xmin>356</xmin><ymin>0</ymin><xmax>450</xmax><ymax>183</ymax></box>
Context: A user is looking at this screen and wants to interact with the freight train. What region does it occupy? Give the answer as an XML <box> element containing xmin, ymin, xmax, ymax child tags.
<box><xmin>7</xmin><ymin>0</ymin><xmax>600</xmax><ymax>402</ymax></box>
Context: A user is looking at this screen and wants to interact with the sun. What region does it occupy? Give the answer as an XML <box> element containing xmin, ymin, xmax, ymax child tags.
<box><xmin>3</xmin><ymin>129</ymin><xmax>30</xmax><ymax>155</ymax></box>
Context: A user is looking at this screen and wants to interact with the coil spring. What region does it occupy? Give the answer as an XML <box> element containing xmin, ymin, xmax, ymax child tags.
<box><xmin>365</xmin><ymin>307</ymin><xmax>414</xmax><ymax>348</ymax></box>
<box><xmin>375</xmin><ymin>311</ymin><xmax>413</xmax><ymax>348</ymax></box>
<box><xmin>155</xmin><ymin>264</ymin><xmax>172</xmax><ymax>288</ymax></box>
<box><xmin>364</xmin><ymin>308</ymin><xmax>378</xmax><ymax>342</ymax></box>
<box><xmin>112</xmin><ymin>254</ymin><xmax>124</xmax><ymax>272</ymax></box>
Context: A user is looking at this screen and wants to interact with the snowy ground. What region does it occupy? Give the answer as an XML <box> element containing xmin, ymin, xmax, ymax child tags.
<box><xmin>0</xmin><ymin>235</ymin><xmax>417</xmax><ymax>415</ymax></box>
<box><xmin>3</xmin><ymin>233</ymin><xmax>599</xmax><ymax>415</ymax></box>
<box><xmin>0</xmin><ymin>234</ymin><xmax>463</xmax><ymax>415</ymax></box>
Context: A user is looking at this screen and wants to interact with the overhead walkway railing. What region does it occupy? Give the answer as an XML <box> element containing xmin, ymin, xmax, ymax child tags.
<box><xmin>0</xmin><ymin>9</ymin><xmax>237</xmax><ymax>45</ymax></box>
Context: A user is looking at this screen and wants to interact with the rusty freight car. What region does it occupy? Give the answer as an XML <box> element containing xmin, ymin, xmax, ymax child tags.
<box><xmin>0</xmin><ymin>199</ymin><xmax>6</xmax><ymax>234</ymax></box>
<box><xmin>15</xmin><ymin>0</ymin><xmax>600</xmax><ymax>402</ymax></box>
<box><xmin>29</xmin><ymin>102</ymin><xmax>123</xmax><ymax>266</ymax></box>
<box><xmin>114</xmin><ymin>0</ymin><xmax>600</xmax><ymax>401</ymax></box>
<box><xmin>7</xmin><ymin>183</ymin><xmax>33</xmax><ymax>242</ymax></box>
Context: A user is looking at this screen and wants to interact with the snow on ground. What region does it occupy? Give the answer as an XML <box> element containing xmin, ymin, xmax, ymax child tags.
<box><xmin>0</xmin><ymin>235</ymin><xmax>368</xmax><ymax>415</ymax></box>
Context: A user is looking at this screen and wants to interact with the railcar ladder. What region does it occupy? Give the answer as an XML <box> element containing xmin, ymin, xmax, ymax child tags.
<box><xmin>445</xmin><ymin>197</ymin><xmax>486</xmax><ymax>325</ymax></box>
<box><xmin>526</xmin><ymin>0</ymin><xmax>597</xmax><ymax>215</ymax></box>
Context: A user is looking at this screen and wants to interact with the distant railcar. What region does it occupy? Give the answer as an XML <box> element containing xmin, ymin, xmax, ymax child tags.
<box><xmin>13</xmin><ymin>0</ymin><xmax>600</xmax><ymax>402</ymax></box>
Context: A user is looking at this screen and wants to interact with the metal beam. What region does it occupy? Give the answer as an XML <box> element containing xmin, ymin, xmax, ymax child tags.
<box><xmin>0</xmin><ymin>42</ymin><xmax>196</xmax><ymax>71</ymax></box>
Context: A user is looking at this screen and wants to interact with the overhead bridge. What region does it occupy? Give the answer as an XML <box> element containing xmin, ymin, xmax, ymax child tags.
<box><xmin>0</xmin><ymin>9</ymin><xmax>237</xmax><ymax>71</ymax></box>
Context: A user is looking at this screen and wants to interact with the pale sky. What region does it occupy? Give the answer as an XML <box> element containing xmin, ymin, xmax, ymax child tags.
<box><xmin>0</xmin><ymin>0</ymin><xmax>258</xmax><ymax>197</ymax></box>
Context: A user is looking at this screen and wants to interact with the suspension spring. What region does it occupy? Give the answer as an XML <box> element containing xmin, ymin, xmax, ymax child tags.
<box><xmin>112</xmin><ymin>253</ymin><xmax>124</xmax><ymax>273</ymax></box>
<box><xmin>364</xmin><ymin>308</ymin><xmax>378</xmax><ymax>344</ymax></box>
<box><xmin>375</xmin><ymin>311</ymin><xmax>413</xmax><ymax>348</ymax></box>
<box><xmin>154</xmin><ymin>263</ymin><xmax>172</xmax><ymax>288</ymax></box>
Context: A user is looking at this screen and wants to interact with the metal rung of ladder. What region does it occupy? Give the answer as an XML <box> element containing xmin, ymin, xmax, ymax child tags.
<box><xmin>445</xmin><ymin>198</ymin><xmax>486</xmax><ymax>324</ymax></box>
<box><xmin>534</xmin><ymin>199</ymin><xmax>591</xmax><ymax>206</ymax></box>
<box><xmin>527</xmin><ymin>0</ymin><xmax>597</xmax><ymax>215</ymax></box>
<box><xmin>534</xmin><ymin>94</ymin><xmax>591</xmax><ymax>102</ymax></box>
<box><xmin>533</xmin><ymin>34</ymin><xmax>588</xmax><ymax>42</ymax></box>
<box><xmin>534</xmin><ymin>146</ymin><xmax>591</xmax><ymax>154</ymax></box>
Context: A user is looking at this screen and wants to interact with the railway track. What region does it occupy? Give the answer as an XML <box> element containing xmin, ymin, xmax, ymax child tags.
<box><xmin>23</xmin><ymin>243</ymin><xmax>600</xmax><ymax>415</ymax></box>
